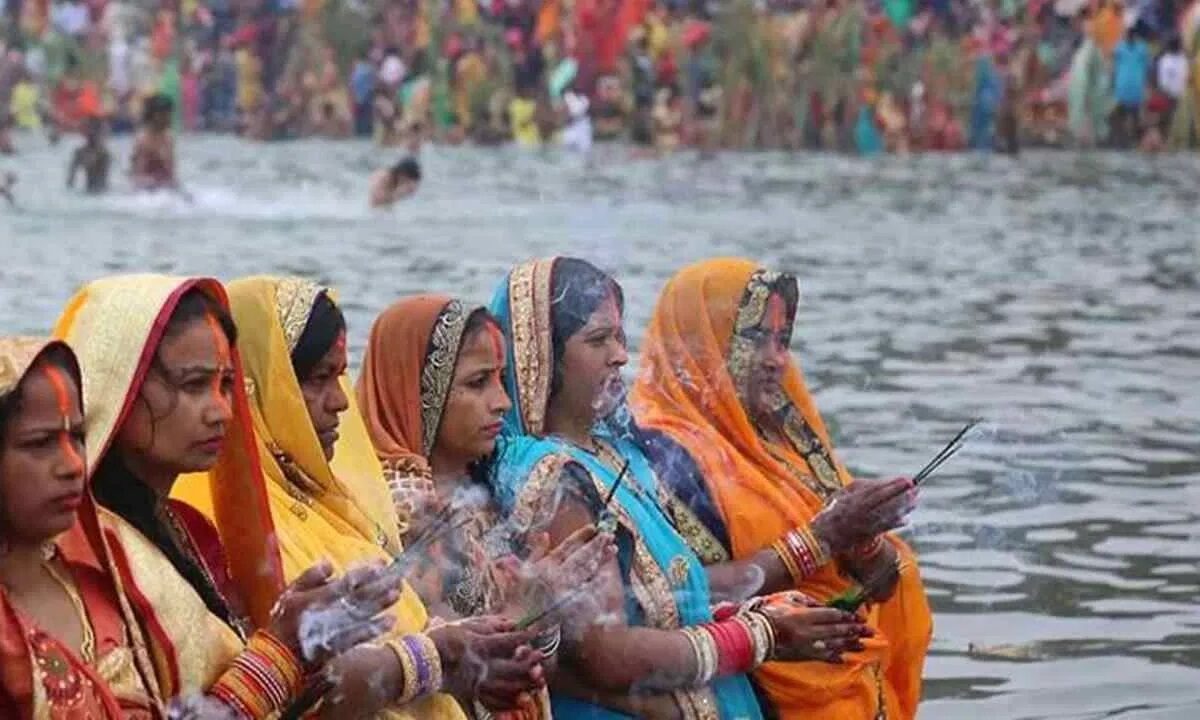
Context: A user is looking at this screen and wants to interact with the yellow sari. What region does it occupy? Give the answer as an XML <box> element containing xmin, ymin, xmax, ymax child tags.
<box><xmin>173</xmin><ymin>275</ymin><xmax>465</xmax><ymax>720</ymax></box>
<box><xmin>54</xmin><ymin>275</ymin><xmax>285</xmax><ymax>704</ymax></box>
<box><xmin>631</xmin><ymin>259</ymin><xmax>933</xmax><ymax>720</ymax></box>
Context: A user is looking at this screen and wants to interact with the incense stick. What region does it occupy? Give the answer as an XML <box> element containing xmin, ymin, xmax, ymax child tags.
<box><xmin>912</xmin><ymin>420</ymin><xmax>979</xmax><ymax>486</ymax></box>
<box><xmin>601</xmin><ymin>461</ymin><xmax>630</xmax><ymax>510</ymax></box>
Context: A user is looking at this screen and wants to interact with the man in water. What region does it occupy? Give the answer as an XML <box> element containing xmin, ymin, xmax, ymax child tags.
<box><xmin>130</xmin><ymin>94</ymin><xmax>178</xmax><ymax>190</ymax></box>
<box><xmin>0</xmin><ymin>170</ymin><xmax>15</xmax><ymax>206</ymax></box>
<box><xmin>369</xmin><ymin>157</ymin><xmax>421</xmax><ymax>207</ymax></box>
<box><xmin>67</xmin><ymin>117</ymin><xmax>111</xmax><ymax>193</ymax></box>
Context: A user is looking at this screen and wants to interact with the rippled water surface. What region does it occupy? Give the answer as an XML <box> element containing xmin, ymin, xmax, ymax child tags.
<box><xmin>3</xmin><ymin>136</ymin><xmax>1199</xmax><ymax>719</ymax></box>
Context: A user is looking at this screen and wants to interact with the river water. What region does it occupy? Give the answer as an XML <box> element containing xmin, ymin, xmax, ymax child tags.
<box><xmin>3</xmin><ymin>136</ymin><xmax>1199</xmax><ymax>719</ymax></box>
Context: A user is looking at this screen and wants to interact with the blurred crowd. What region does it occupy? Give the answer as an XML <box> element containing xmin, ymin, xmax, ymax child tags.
<box><xmin>2</xmin><ymin>0</ymin><xmax>1200</xmax><ymax>154</ymax></box>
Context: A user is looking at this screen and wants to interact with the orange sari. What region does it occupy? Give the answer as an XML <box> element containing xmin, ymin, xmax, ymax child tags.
<box><xmin>631</xmin><ymin>259</ymin><xmax>932</xmax><ymax>720</ymax></box>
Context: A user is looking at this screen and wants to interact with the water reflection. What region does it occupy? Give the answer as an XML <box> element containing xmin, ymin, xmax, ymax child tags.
<box><xmin>2</xmin><ymin>136</ymin><xmax>1198</xmax><ymax>718</ymax></box>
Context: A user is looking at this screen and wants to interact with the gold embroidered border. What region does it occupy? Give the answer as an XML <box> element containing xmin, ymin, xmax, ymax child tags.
<box><xmin>273</xmin><ymin>277</ymin><xmax>323</xmax><ymax>352</ymax></box>
<box><xmin>507</xmin><ymin>259</ymin><xmax>556</xmax><ymax>436</ymax></box>
<box><xmin>661</xmin><ymin>490</ymin><xmax>730</xmax><ymax>565</ymax></box>
<box><xmin>420</xmin><ymin>300</ymin><xmax>470</xmax><ymax>455</ymax></box>
<box><xmin>576</xmin><ymin>454</ymin><xmax>682</xmax><ymax>631</ymax></box>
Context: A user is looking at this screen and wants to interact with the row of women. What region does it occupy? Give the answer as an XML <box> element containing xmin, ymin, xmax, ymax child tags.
<box><xmin>0</xmin><ymin>257</ymin><xmax>932</xmax><ymax>720</ymax></box>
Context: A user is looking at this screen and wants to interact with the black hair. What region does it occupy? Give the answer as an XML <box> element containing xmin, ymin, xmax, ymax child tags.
<box><xmin>0</xmin><ymin>345</ymin><xmax>80</xmax><ymax>451</ymax></box>
<box><xmin>91</xmin><ymin>286</ymin><xmax>241</xmax><ymax>629</ymax></box>
<box><xmin>292</xmin><ymin>291</ymin><xmax>345</xmax><ymax>381</ymax></box>
<box><xmin>548</xmin><ymin>258</ymin><xmax>624</xmax><ymax>397</ymax></box>
<box><xmin>142</xmin><ymin>93</ymin><xmax>174</xmax><ymax>124</ymax></box>
<box><xmin>166</xmin><ymin>287</ymin><xmax>238</xmax><ymax>345</ymax></box>
<box><xmin>390</xmin><ymin>157</ymin><xmax>422</xmax><ymax>183</ymax></box>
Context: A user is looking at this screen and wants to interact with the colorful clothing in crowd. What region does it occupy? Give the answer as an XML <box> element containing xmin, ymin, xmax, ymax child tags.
<box><xmin>489</xmin><ymin>258</ymin><xmax>764</xmax><ymax>720</ymax></box>
<box><xmin>631</xmin><ymin>258</ymin><xmax>933</xmax><ymax>720</ymax></box>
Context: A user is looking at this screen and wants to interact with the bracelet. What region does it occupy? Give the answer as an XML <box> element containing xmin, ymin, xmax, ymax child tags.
<box><xmin>209</xmin><ymin>630</ymin><xmax>304</xmax><ymax>718</ymax></box>
<box><xmin>386</xmin><ymin>637</ymin><xmax>422</xmax><ymax>705</ymax></box>
<box><xmin>701</xmin><ymin>618</ymin><xmax>754</xmax><ymax>677</ymax></box>
<box><xmin>774</xmin><ymin>524</ymin><xmax>831</xmax><ymax>585</ymax></box>
<box><xmin>739</xmin><ymin>611</ymin><xmax>776</xmax><ymax>665</ymax></box>
<box><xmin>404</xmin><ymin>633</ymin><xmax>444</xmax><ymax>696</ymax></box>
<box><xmin>534</xmin><ymin>625</ymin><xmax>562</xmax><ymax>657</ymax></box>
<box><xmin>680</xmin><ymin>626</ymin><xmax>717</xmax><ymax>685</ymax></box>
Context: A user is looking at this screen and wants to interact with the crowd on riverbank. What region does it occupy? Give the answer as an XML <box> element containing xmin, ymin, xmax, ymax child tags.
<box><xmin>2</xmin><ymin>0</ymin><xmax>1200</xmax><ymax>155</ymax></box>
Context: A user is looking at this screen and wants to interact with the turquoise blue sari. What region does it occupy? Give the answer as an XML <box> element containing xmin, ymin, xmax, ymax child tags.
<box><xmin>488</xmin><ymin>259</ymin><xmax>763</xmax><ymax>720</ymax></box>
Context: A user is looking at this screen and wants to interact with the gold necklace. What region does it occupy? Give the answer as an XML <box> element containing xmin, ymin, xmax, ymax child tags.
<box><xmin>42</xmin><ymin>553</ymin><xmax>96</xmax><ymax>664</ymax></box>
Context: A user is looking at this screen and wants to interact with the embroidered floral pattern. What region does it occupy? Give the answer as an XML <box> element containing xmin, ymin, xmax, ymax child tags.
<box><xmin>420</xmin><ymin>300</ymin><xmax>469</xmax><ymax>455</ymax></box>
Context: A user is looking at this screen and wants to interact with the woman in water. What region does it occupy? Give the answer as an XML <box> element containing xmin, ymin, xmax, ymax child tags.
<box><xmin>175</xmin><ymin>276</ymin><xmax>547</xmax><ymax>718</ymax></box>
<box><xmin>356</xmin><ymin>295</ymin><xmax>617</xmax><ymax>717</ymax></box>
<box><xmin>488</xmin><ymin>257</ymin><xmax>874</xmax><ymax>718</ymax></box>
<box><xmin>631</xmin><ymin>259</ymin><xmax>932</xmax><ymax>719</ymax></box>
<box><xmin>52</xmin><ymin>277</ymin><xmax>397</xmax><ymax>716</ymax></box>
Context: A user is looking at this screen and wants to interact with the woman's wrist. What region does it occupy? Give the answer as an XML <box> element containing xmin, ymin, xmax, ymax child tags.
<box><xmin>384</xmin><ymin>633</ymin><xmax>445</xmax><ymax>704</ymax></box>
<box><xmin>771</xmin><ymin>523</ymin><xmax>832</xmax><ymax>586</ymax></box>
<box><xmin>681</xmin><ymin>610</ymin><xmax>777</xmax><ymax>685</ymax></box>
<box><xmin>209</xmin><ymin>630</ymin><xmax>304</xmax><ymax>718</ymax></box>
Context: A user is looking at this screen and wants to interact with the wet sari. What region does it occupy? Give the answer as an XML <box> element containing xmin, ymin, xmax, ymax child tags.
<box><xmin>53</xmin><ymin>275</ymin><xmax>287</xmax><ymax>706</ymax></box>
<box><xmin>0</xmin><ymin>337</ymin><xmax>151</xmax><ymax>720</ymax></box>
<box><xmin>172</xmin><ymin>276</ymin><xmax>465</xmax><ymax>720</ymax></box>
<box><xmin>489</xmin><ymin>258</ymin><xmax>763</xmax><ymax>720</ymax></box>
<box><xmin>630</xmin><ymin>259</ymin><xmax>933</xmax><ymax>720</ymax></box>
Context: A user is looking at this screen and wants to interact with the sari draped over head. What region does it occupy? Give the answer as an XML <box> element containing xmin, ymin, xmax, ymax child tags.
<box><xmin>172</xmin><ymin>276</ymin><xmax>465</xmax><ymax>720</ymax></box>
<box><xmin>357</xmin><ymin>296</ymin><xmax>554</xmax><ymax>720</ymax></box>
<box><xmin>357</xmin><ymin>294</ymin><xmax>503</xmax><ymax>616</ymax></box>
<box><xmin>0</xmin><ymin>337</ymin><xmax>150</xmax><ymax>720</ymax></box>
<box><xmin>489</xmin><ymin>258</ymin><xmax>763</xmax><ymax>720</ymax></box>
<box><xmin>630</xmin><ymin>259</ymin><xmax>933</xmax><ymax>720</ymax></box>
<box><xmin>53</xmin><ymin>275</ymin><xmax>285</xmax><ymax>701</ymax></box>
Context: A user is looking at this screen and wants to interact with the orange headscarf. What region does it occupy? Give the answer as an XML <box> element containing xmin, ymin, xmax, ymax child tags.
<box><xmin>357</xmin><ymin>295</ymin><xmax>467</xmax><ymax>467</ymax></box>
<box><xmin>631</xmin><ymin>258</ymin><xmax>932</xmax><ymax>720</ymax></box>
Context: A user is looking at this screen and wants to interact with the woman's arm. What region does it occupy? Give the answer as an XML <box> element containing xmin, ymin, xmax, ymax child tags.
<box><xmin>543</xmin><ymin>495</ymin><xmax>701</xmax><ymax>694</ymax></box>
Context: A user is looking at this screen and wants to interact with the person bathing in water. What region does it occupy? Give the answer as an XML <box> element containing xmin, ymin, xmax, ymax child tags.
<box><xmin>67</xmin><ymin>117</ymin><xmax>111</xmax><ymax>193</ymax></box>
<box><xmin>130</xmin><ymin>94</ymin><xmax>178</xmax><ymax>190</ymax></box>
<box><xmin>0</xmin><ymin>170</ymin><xmax>14</xmax><ymax>206</ymax></box>
<box><xmin>369</xmin><ymin>156</ymin><xmax>421</xmax><ymax>207</ymax></box>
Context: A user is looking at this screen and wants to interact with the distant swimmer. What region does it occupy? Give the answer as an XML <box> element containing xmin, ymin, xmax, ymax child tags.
<box><xmin>369</xmin><ymin>157</ymin><xmax>421</xmax><ymax>208</ymax></box>
<box><xmin>0</xmin><ymin>170</ymin><xmax>15</xmax><ymax>206</ymax></box>
<box><xmin>130</xmin><ymin>94</ymin><xmax>178</xmax><ymax>191</ymax></box>
<box><xmin>68</xmin><ymin>117</ymin><xmax>111</xmax><ymax>193</ymax></box>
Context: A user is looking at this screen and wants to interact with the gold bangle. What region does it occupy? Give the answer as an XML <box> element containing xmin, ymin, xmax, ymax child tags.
<box><xmin>386</xmin><ymin>638</ymin><xmax>420</xmax><ymax>704</ymax></box>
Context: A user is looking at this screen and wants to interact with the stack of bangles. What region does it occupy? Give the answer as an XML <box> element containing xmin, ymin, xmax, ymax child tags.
<box><xmin>209</xmin><ymin>630</ymin><xmax>304</xmax><ymax>718</ymax></box>
<box><xmin>680</xmin><ymin>609</ymin><xmax>776</xmax><ymax>685</ymax></box>
<box><xmin>771</xmin><ymin>524</ymin><xmax>831</xmax><ymax>585</ymax></box>
<box><xmin>386</xmin><ymin>633</ymin><xmax>445</xmax><ymax>705</ymax></box>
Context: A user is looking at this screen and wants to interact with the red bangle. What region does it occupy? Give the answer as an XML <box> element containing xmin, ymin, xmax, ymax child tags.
<box><xmin>701</xmin><ymin>618</ymin><xmax>755</xmax><ymax>677</ymax></box>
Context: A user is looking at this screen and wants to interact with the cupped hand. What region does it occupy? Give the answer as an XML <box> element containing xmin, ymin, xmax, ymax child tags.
<box><xmin>428</xmin><ymin>617</ymin><xmax>544</xmax><ymax>710</ymax></box>
<box><xmin>840</xmin><ymin>540</ymin><xmax>902</xmax><ymax>604</ymax></box>
<box><xmin>811</xmin><ymin>477</ymin><xmax>915</xmax><ymax>555</ymax></box>
<box><xmin>758</xmin><ymin>599</ymin><xmax>873</xmax><ymax>663</ymax></box>
<box><xmin>269</xmin><ymin>559</ymin><xmax>403</xmax><ymax>667</ymax></box>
